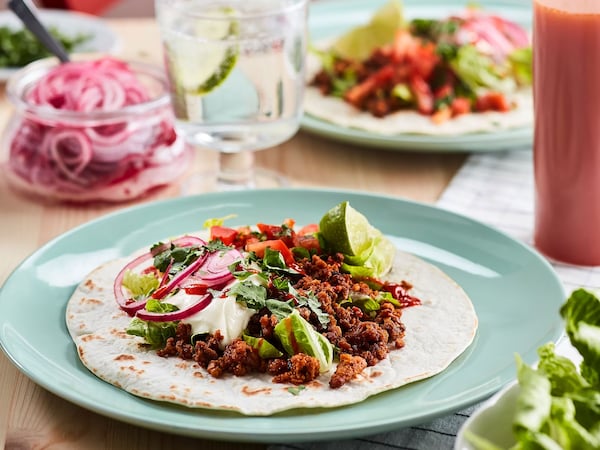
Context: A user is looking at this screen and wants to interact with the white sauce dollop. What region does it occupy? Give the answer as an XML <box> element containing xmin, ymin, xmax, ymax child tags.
<box><xmin>167</xmin><ymin>280</ymin><xmax>256</xmax><ymax>349</ymax></box>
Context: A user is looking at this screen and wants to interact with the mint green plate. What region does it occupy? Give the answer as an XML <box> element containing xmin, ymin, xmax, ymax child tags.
<box><xmin>0</xmin><ymin>189</ymin><xmax>563</xmax><ymax>443</ymax></box>
<box><xmin>303</xmin><ymin>0</ymin><xmax>533</xmax><ymax>152</ymax></box>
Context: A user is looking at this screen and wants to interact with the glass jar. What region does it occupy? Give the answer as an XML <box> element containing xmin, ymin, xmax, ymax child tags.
<box><xmin>1</xmin><ymin>57</ymin><xmax>193</xmax><ymax>203</ymax></box>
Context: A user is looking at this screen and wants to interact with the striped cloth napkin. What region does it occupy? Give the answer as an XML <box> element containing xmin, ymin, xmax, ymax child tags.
<box><xmin>269</xmin><ymin>148</ymin><xmax>596</xmax><ymax>450</ymax></box>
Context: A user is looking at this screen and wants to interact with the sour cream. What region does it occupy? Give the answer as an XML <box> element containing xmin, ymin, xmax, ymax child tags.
<box><xmin>167</xmin><ymin>281</ymin><xmax>256</xmax><ymax>348</ymax></box>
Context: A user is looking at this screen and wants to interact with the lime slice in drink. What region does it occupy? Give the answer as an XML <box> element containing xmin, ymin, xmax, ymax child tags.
<box><xmin>166</xmin><ymin>7</ymin><xmax>239</xmax><ymax>95</ymax></box>
<box><xmin>331</xmin><ymin>0</ymin><xmax>404</xmax><ymax>61</ymax></box>
<box><xmin>319</xmin><ymin>201</ymin><xmax>374</xmax><ymax>256</ymax></box>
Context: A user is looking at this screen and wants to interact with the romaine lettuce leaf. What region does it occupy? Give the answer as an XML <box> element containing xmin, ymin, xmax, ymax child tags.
<box><xmin>125</xmin><ymin>300</ymin><xmax>179</xmax><ymax>348</ymax></box>
<box><xmin>274</xmin><ymin>309</ymin><xmax>333</xmax><ymax>373</ymax></box>
<box><xmin>242</xmin><ymin>334</ymin><xmax>283</xmax><ymax>358</ymax></box>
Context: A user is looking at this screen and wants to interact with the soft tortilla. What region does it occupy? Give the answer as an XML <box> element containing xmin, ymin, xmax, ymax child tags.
<box><xmin>303</xmin><ymin>51</ymin><xmax>533</xmax><ymax>136</ymax></box>
<box><xmin>66</xmin><ymin>245</ymin><xmax>478</xmax><ymax>416</ymax></box>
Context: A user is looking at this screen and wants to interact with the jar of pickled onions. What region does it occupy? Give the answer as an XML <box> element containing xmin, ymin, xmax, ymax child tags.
<box><xmin>1</xmin><ymin>57</ymin><xmax>192</xmax><ymax>202</ymax></box>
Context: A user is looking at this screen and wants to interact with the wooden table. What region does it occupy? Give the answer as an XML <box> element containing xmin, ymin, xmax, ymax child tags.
<box><xmin>0</xmin><ymin>18</ymin><xmax>467</xmax><ymax>450</ymax></box>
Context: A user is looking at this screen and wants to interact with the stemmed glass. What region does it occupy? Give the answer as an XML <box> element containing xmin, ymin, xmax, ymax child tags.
<box><xmin>154</xmin><ymin>0</ymin><xmax>308</xmax><ymax>192</ymax></box>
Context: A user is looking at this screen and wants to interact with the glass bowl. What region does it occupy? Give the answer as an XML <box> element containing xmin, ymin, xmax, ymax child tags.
<box><xmin>1</xmin><ymin>56</ymin><xmax>193</xmax><ymax>203</ymax></box>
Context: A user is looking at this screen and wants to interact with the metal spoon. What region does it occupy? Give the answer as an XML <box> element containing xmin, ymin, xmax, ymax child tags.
<box><xmin>7</xmin><ymin>0</ymin><xmax>70</xmax><ymax>63</ymax></box>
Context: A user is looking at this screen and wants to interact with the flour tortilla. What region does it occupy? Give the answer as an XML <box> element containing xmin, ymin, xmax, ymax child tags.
<box><xmin>304</xmin><ymin>50</ymin><xmax>533</xmax><ymax>136</ymax></box>
<box><xmin>66</xmin><ymin>242</ymin><xmax>478</xmax><ymax>416</ymax></box>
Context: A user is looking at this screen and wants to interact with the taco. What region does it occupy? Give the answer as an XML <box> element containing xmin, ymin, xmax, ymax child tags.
<box><xmin>305</xmin><ymin>4</ymin><xmax>533</xmax><ymax>136</ymax></box>
<box><xmin>66</xmin><ymin>203</ymin><xmax>478</xmax><ymax>415</ymax></box>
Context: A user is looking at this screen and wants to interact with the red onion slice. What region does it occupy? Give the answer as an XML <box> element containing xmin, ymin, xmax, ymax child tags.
<box><xmin>197</xmin><ymin>249</ymin><xmax>242</xmax><ymax>281</ymax></box>
<box><xmin>136</xmin><ymin>294</ymin><xmax>213</xmax><ymax>322</ymax></box>
<box><xmin>150</xmin><ymin>252</ymin><xmax>208</xmax><ymax>300</ymax></box>
<box><xmin>113</xmin><ymin>252</ymin><xmax>154</xmax><ymax>315</ymax></box>
<box><xmin>114</xmin><ymin>235</ymin><xmax>206</xmax><ymax>315</ymax></box>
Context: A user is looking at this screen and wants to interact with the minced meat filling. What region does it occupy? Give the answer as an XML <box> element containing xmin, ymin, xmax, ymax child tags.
<box><xmin>156</xmin><ymin>254</ymin><xmax>407</xmax><ymax>389</ymax></box>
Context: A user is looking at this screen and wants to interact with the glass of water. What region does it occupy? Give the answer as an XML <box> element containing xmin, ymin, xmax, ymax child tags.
<box><xmin>155</xmin><ymin>0</ymin><xmax>308</xmax><ymax>191</ymax></box>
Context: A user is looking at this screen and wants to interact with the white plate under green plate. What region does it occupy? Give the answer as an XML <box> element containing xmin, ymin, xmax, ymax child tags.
<box><xmin>0</xmin><ymin>189</ymin><xmax>563</xmax><ymax>443</ymax></box>
<box><xmin>303</xmin><ymin>0</ymin><xmax>533</xmax><ymax>152</ymax></box>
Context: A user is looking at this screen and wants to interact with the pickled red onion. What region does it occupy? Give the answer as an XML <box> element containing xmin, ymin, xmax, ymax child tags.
<box><xmin>5</xmin><ymin>57</ymin><xmax>189</xmax><ymax>202</ymax></box>
<box><xmin>136</xmin><ymin>294</ymin><xmax>213</xmax><ymax>322</ymax></box>
<box><xmin>26</xmin><ymin>58</ymin><xmax>150</xmax><ymax>111</ymax></box>
<box><xmin>114</xmin><ymin>236</ymin><xmax>207</xmax><ymax>315</ymax></box>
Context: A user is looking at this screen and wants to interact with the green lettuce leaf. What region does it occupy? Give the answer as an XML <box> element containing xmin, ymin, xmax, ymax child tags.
<box><xmin>560</xmin><ymin>289</ymin><xmax>600</xmax><ymax>388</ymax></box>
<box><xmin>122</xmin><ymin>270</ymin><xmax>159</xmax><ymax>299</ymax></box>
<box><xmin>274</xmin><ymin>309</ymin><xmax>333</xmax><ymax>373</ymax></box>
<box><xmin>508</xmin><ymin>47</ymin><xmax>532</xmax><ymax>86</ymax></box>
<box><xmin>450</xmin><ymin>44</ymin><xmax>516</xmax><ymax>93</ymax></box>
<box><xmin>125</xmin><ymin>300</ymin><xmax>178</xmax><ymax>348</ymax></box>
<box><xmin>242</xmin><ymin>334</ymin><xmax>283</xmax><ymax>359</ymax></box>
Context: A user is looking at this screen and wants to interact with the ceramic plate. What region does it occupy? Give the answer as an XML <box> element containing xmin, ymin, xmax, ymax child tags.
<box><xmin>0</xmin><ymin>8</ymin><xmax>120</xmax><ymax>80</ymax></box>
<box><xmin>455</xmin><ymin>382</ymin><xmax>520</xmax><ymax>450</ymax></box>
<box><xmin>0</xmin><ymin>189</ymin><xmax>564</xmax><ymax>443</ymax></box>
<box><xmin>303</xmin><ymin>0</ymin><xmax>533</xmax><ymax>152</ymax></box>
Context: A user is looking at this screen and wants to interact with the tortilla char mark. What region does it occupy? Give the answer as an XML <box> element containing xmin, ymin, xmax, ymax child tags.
<box><xmin>242</xmin><ymin>386</ymin><xmax>272</xmax><ymax>396</ymax></box>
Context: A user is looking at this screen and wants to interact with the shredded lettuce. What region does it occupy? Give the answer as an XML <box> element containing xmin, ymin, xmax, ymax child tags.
<box><xmin>122</xmin><ymin>270</ymin><xmax>159</xmax><ymax>299</ymax></box>
<box><xmin>450</xmin><ymin>44</ymin><xmax>516</xmax><ymax>94</ymax></box>
<box><xmin>508</xmin><ymin>47</ymin><xmax>532</xmax><ymax>87</ymax></box>
<box><xmin>126</xmin><ymin>300</ymin><xmax>179</xmax><ymax>348</ymax></box>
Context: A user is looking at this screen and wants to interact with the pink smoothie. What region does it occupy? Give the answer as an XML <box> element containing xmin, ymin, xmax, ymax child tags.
<box><xmin>534</xmin><ymin>0</ymin><xmax>600</xmax><ymax>265</ymax></box>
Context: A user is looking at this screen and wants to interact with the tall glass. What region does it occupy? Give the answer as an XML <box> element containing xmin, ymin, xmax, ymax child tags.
<box><xmin>533</xmin><ymin>0</ymin><xmax>600</xmax><ymax>265</ymax></box>
<box><xmin>155</xmin><ymin>0</ymin><xmax>307</xmax><ymax>191</ymax></box>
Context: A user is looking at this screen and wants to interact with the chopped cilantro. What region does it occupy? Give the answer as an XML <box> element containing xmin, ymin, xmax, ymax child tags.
<box><xmin>287</xmin><ymin>385</ymin><xmax>306</xmax><ymax>395</ymax></box>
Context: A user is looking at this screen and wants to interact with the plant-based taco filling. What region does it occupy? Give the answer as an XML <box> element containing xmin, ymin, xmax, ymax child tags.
<box><xmin>117</xmin><ymin>202</ymin><xmax>420</xmax><ymax>389</ymax></box>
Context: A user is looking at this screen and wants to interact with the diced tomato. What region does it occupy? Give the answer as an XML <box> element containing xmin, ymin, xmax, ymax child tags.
<box><xmin>475</xmin><ymin>92</ymin><xmax>511</xmax><ymax>112</ymax></box>
<box><xmin>451</xmin><ymin>97</ymin><xmax>472</xmax><ymax>116</ymax></box>
<box><xmin>434</xmin><ymin>84</ymin><xmax>453</xmax><ymax>100</ymax></box>
<box><xmin>246</xmin><ymin>239</ymin><xmax>296</xmax><ymax>266</ymax></box>
<box><xmin>410</xmin><ymin>42</ymin><xmax>439</xmax><ymax>79</ymax></box>
<box><xmin>293</xmin><ymin>234</ymin><xmax>321</xmax><ymax>253</ymax></box>
<box><xmin>210</xmin><ymin>225</ymin><xmax>238</xmax><ymax>246</ymax></box>
<box><xmin>297</xmin><ymin>223</ymin><xmax>319</xmax><ymax>236</ymax></box>
<box><xmin>409</xmin><ymin>75</ymin><xmax>434</xmax><ymax>115</ymax></box>
<box><xmin>391</xmin><ymin>30</ymin><xmax>416</xmax><ymax>62</ymax></box>
<box><xmin>183</xmin><ymin>284</ymin><xmax>209</xmax><ymax>295</ymax></box>
<box><xmin>345</xmin><ymin>65</ymin><xmax>395</xmax><ymax>106</ymax></box>
<box><xmin>256</xmin><ymin>223</ymin><xmax>296</xmax><ymax>247</ymax></box>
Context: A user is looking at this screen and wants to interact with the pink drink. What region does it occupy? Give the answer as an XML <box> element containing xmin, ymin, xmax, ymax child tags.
<box><xmin>533</xmin><ymin>0</ymin><xmax>600</xmax><ymax>265</ymax></box>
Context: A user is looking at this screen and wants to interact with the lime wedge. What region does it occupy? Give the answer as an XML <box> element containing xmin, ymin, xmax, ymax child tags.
<box><xmin>341</xmin><ymin>232</ymin><xmax>395</xmax><ymax>279</ymax></box>
<box><xmin>362</xmin><ymin>232</ymin><xmax>395</xmax><ymax>277</ymax></box>
<box><xmin>319</xmin><ymin>201</ymin><xmax>373</xmax><ymax>256</ymax></box>
<box><xmin>165</xmin><ymin>7</ymin><xmax>239</xmax><ymax>95</ymax></box>
<box><xmin>331</xmin><ymin>0</ymin><xmax>404</xmax><ymax>61</ymax></box>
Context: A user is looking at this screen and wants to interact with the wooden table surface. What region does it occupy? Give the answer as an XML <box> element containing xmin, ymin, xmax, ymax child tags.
<box><xmin>0</xmin><ymin>18</ymin><xmax>467</xmax><ymax>450</ymax></box>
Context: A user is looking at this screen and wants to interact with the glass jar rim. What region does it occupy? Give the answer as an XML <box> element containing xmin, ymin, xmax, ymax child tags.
<box><xmin>5</xmin><ymin>56</ymin><xmax>171</xmax><ymax>122</ymax></box>
<box><xmin>159</xmin><ymin>0</ymin><xmax>308</xmax><ymax>20</ymax></box>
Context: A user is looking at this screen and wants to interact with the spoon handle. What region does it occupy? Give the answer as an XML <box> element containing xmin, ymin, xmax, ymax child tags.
<box><xmin>8</xmin><ymin>0</ymin><xmax>70</xmax><ymax>63</ymax></box>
